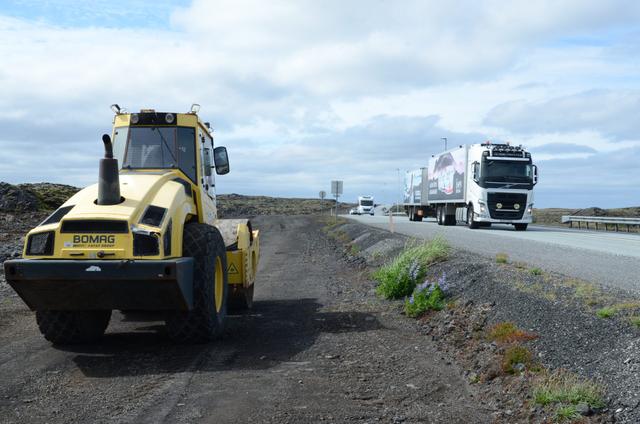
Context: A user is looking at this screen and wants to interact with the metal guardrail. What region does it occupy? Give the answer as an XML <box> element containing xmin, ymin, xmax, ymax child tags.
<box><xmin>561</xmin><ymin>215</ymin><xmax>640</xmax><ymax>232</ymax></box>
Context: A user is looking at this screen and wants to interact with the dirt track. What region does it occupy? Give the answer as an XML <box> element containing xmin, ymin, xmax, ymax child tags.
<box><xmin>0</xmin><ymin>215</ymin><xmax>490</xmax><ymax>423</ymax></box>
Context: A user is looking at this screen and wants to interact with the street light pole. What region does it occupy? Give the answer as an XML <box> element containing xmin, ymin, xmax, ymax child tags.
<box><xmin>396</xmin><ymin>168</ymin><xmax>401</xmax><ymax>214</ymax></box>
<box><xmin>441</xmin><ymin>137</ymin><xmax>448</xmax><ymax>150</ymax></box>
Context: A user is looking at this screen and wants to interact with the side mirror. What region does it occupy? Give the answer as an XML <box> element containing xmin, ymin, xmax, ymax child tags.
<box><xmin>213</xmin><ymin>146</ymin><xmax>230</xmax><ymax>175</ymax></box>
<box><xmin>532</xmin><ymin>164</ymin><xmax>538</xmax><ymax>185</ymax></box>
<box><xmin>472</xmin><ymin>161</ymin><xmax>479</xmax><ymax>182</ymax></box>
<box><xmin>203</xmin><ymin>148</ymin><xmax>212</xmax><ymax>176</ymax></box>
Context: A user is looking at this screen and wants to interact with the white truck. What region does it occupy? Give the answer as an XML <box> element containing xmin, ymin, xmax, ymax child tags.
<box><xmin>356</xmin><ymin>195</ymin><xmax>375</xmax><ymax>215</ymax></box>
<box><xmin>403</xmin><ymin>143</ymin><xmax>538</xmax><ymax>230</ymax></box>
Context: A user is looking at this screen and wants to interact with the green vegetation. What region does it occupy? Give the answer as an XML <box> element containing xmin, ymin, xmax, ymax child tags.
<box><xmin>596</xmin><ymin>307</ymin><xmax>616</xmax><ymax>318</ymax></box>
<box><xmin>374</xmin><ymin>237</ymin><xmax>449</xmax><ymax>299</ymax></box>
<box><xmin>495</xmin><ymin>253</ymin><xmax>508</xmax><ymax>264</ymax></box>
<box><xmin>596</xmin><ymin>302</ymin><xmax>640</xmax><ymax>319</ymax></box>
<box><xmin>487</xmin><ymin>322</ymin><xmax>538</xmax><ymax>344</ymax></box>
<box><xmin>404</xmin><ymin>285</ymin><xmax>445</xmax><ymax>317</ymax></box>
<box><xmin>502</xmin><ymin>345</ymin><xmax>533</xmax><ymax>374</ymax></box>
<box><xmin>349</xmin><ymin>244</ymin><xmax>361</xmax><ymax>255</ymax></box>
<box><xmin>630</xmin><ymin>316</ymin><xmax>640</xmax><ymax>328</ymax></box>
<box><xmin>533</xmin><ymin>369</ymin><xmax>605</xmax><ymax>410</ymax></box>
<box><xmin>555</xmin><ymin>405</ymin><xmax>580</xmax><ymax>422</ymax></box>
<box><xmin>529</xmin><ymin>267</ymin><xmax>543</xmax><ymax>276</ymax></box>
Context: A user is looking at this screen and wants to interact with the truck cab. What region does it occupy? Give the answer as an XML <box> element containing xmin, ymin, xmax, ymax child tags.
<box><xmin>357</xmin><ymin>195</ymin><xmax>375</xmax><ymax>215</ymax></box>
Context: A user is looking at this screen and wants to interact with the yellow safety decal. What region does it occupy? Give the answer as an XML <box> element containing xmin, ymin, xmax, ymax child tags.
<box><xmin>228</xmin><ymin>263</ymin><xmax>239</xmax><ymax>274</ymax></box>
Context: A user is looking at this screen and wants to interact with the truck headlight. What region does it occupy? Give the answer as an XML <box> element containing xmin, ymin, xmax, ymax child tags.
<box><xmin>27</xmin><ymin>231</ymin><xmax>55</xmax><ymax>256</ymax></box>
<box><xmin>527</xmin><ymin>204</ymin><xmax>534</xmax><ymax>214</ymax></box>
<box><xmin>478</xmin><ymin>201</ymin><xmax>486</xmax><ymax>213</ymax></box>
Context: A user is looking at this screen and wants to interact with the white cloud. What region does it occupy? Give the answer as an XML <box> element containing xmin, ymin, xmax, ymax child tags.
<box><xmin>1</xmin><ymin>1</ymin><xmax>640</xmax><ymax>207</ymax></box>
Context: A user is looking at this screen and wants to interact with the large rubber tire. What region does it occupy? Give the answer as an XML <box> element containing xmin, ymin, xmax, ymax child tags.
<box><xmin>414</xmin><ymin>214</ymin><xmax>423</xmax><ymax>222</ymax></box>
<box><xmin>165</xmin><ymin>223</ymin><xmax>228</xmax><ymax>343</ymax></box>
<box><xmin>436</xmin><ymin>206</ymin><xmax>443</xmax><ymax>225</ymax></box>
<box><xmin>36</xmin><ymin>310</ymin><xmax>111</xmax><ymax>344</ymax></box>
<box><xmin>514</xmin><ymin>223</ymin><xmax>528</xmax><ymax>231</ymax></box>
<box><xmin>229</xmin><ymin>284</ymin><xmax>254</xmax><ymax>311</ymax></box>
<box><xmin>467</xmin><ymin>205</ymin><xmax>479</xmax><ymax>229</ymax></box>
<box><xmin>444</xmin><ymin>214</ymin><xmax>456</xmax><ymax>226</ymax></box>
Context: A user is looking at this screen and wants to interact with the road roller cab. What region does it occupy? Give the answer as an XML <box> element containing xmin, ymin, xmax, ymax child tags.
<box><xmin>3</xmin><ymin>105</ymin><xmax>260</xmax><ymax>344</ymax></box>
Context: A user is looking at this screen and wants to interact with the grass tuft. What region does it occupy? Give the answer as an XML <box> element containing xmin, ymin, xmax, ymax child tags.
<box><xmin>555</xmin><ymin>404</ymin><xmax>580</xmax><ymax>422</ymax></box>
<box><xmin>495</xmin><ymin>253</ymin><xmax>508</xmax><ymax>264</ymax></box>
<box><xmin>374</xmin><ymin>237</ymin><xmax>449</xmax><ymax>299</ymax></box>
<box><xmin>533</xmin><ymin>369</ymin><xmax>605</xmax><ymax>409</ymax></box>
<box><xmin>630</xmin><ymin>316</ymin><xmax>640</xmax><ymax>328</ymax></box>
<box><xmin>487</xmin><ymin>322</ymin><xmax>538</xmax><ymax>344</ymax></box>
<box><xmin>502</xmin><ymin>345</ymin><xmax>533</xmax><ymax>374</ymax></box>
<box><xmin>529</xmin><ymin>267</ymin><xmax>543</xmax><ymax>276</ymax></box>
<box><xmin>596</xmin><ymin>307</ymin><xmax>615</xmax><ymax>318</ymax></box>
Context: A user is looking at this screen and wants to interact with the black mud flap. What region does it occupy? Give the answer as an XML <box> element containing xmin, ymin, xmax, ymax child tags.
<box><xmin>3</xmin><ymin>259</ymin><xmax>194</xmax><ymax>311</ymax></box>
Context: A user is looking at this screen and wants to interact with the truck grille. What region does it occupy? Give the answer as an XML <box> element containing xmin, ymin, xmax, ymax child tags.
<box><xmin>487</xmin><ymin>193</ymin><xmax>527</xmax><ymax>220</ymax></box>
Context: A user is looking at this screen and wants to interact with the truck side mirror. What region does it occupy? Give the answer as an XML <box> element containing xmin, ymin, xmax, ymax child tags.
<box><xmin>472</xmin><ymin>162</ymin><xmax>479</xmax><ymax>182</ymax></box>
<box><xmin>203</xmin><ymin>148</ymin><xmax>212</xmax><ymax>177</ymax></box>
<box><xmin>532</xmin><ymin>164</ymin><xmax>538</xmax><ymax>185</ymax></box>
<box><xmin>213</xmin><ymin>146</ymin><xmax>230</xmax><ymax>175</ymax></box>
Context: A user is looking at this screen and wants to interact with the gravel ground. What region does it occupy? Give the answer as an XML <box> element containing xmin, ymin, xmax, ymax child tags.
<box><xmin>331</xmin><ymin>217</ymin><xmax>640</xmax><ymax>423</ymax></box>
<box><xmin>0</xmin><ymin>215</ymin><xmax>490</xmax><ymax>423</ymax></box>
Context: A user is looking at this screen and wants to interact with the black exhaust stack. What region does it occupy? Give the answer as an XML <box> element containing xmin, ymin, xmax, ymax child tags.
<box><xmin>97</xmin><ymin>134</ymin><xmax>121</xmax><ymax>205</ymax></box>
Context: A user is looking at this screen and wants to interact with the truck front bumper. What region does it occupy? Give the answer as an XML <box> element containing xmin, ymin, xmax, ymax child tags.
<box><xmin>3</xmin><ymin>258</ymin><xmax>194</xmax><ymax>311</ymax></box>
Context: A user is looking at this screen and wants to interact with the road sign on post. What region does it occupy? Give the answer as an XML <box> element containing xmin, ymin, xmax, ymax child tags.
<box><xmin>331</xmin><ymin>181</ymin><xmax>343</xmax><ymax>196</ymax></box>
<box><xmin>319</xmin><ymin>190</ymin><xmax>327</xmax><ymax>215</ymax></box>
<box><xmin>330</xmin><ymin>180</ymin><xmax>343</xmax><ymax>220</ymax></box>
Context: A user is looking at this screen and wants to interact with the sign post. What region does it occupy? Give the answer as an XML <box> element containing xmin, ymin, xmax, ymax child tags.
<box><xmin>330</xmin><ymin>180</ymin><xmax>343</xmax><ymax>222</ymax></box>
<box><xmin>319</xmin><ymin>190</ymin><xmax>327</xmax><ymax>215</ymax></box>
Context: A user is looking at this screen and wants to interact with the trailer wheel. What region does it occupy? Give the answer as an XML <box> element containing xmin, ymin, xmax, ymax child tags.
<box><xmin>444</xmin><ymin>214</ymin><xmax>456</xmax><ymax>226</ymax></box>
<box><xmin>414</xmin><ymin>213</ymin><xmax>423</xmax><ymax>222</ymax></box>
<box><xmin>166</xmin><ymin>223</ymin><xmax>228</xmax><ymax>343</ymax></box>
<box><xmin>467</xmin><ymin>205</ymin><xmax>479</xmax><ymax>229</ymax></box>
<box><xmin>36</xmin><ymin>310</ymin><xmax>111</xmax><ymax>344</ymax></box>
<box><xmin>436</xmin><ymin>206</ymin><xmax>443</xmax><ymax>225</ymax></box>
<box><xmin>514</xmin><ymin>224</ymin><xmax>528</xmax><ymax>231</ymax></box>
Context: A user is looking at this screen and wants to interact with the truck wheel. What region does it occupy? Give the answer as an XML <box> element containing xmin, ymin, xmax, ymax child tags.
<box><xmin>229</xmin><ymin>284</ymin><xmax>254</xmax><ymax>310</ymax></box>
<box><xmin>444</xmin><ymin>214</ymin><xmax>456</xmax><ymax>226</ymax></box>
<box><xmin>414</xmin><ymin>214</ymin><xmax>423</xmax><ymax>222</ymax></box>
<box><xmin>514</xmin><ymin>224</ymin><xmax>528</xmax><ymax>231</ymax></box>
<box><xmin>166</xmin><ymin>223</ymin><xmax>228</xmax><ymax>343</ymax></box>
<box><xmin>467</xmin><ymin>205</ymin><xmax>479</xmax><ymax>229</ymax></box>
<box><xmin>436</xmin><ymin>206</ymin><xmax>443</xmax><ymax>225</ymax></box>
<box><xmin>36</xmin><ymin>310</ymin><xmax>111</xmax><ymax>344</ymax></box>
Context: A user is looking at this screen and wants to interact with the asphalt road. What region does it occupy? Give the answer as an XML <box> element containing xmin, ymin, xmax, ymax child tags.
<box><xmin>347</xmin><ymin>214</ymin><xmax>640</xmax><ymax>293</ymax></box>
<box><xmin>0</xmin><ymin>216</ymin><xmax>489</xmax><ymax>423</ymax></box>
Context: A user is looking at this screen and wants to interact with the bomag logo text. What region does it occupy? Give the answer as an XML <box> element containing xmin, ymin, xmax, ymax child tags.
<box><xmin>73</xmin><ymin>235</ymin><xmax>116</xmax><ymax>244</ymax></box>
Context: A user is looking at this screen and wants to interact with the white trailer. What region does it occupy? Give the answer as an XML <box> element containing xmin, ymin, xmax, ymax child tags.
<box><xmin>356</xmin><ymin>195</ymin><xmax>375</xmax><ymax>215</ymax></box>
<box><xmin>404</xmin><ymin>143</ymin><xmax>538</xmax><ymax>230</ymax></box>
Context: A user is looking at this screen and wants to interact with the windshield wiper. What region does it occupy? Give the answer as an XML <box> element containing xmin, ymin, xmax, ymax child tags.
<box><xmin>151</xmin><ymin>127</ymin><xmax>178</xmax><ymax>165</ymax></box>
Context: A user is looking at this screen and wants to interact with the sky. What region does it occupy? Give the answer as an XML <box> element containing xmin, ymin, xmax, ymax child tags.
<box><xmin>0</xmin><ymin>0</ymin><xmax>639</xmax><ymax>208</ymax></box>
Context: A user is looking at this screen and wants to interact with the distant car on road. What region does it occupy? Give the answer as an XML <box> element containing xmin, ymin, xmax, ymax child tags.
<box><xmin>349</xmin><ymin>208</ymin><xmax>357</xmax><ymax>215</ymax></box>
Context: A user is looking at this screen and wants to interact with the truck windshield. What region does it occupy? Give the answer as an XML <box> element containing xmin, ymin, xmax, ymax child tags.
<box><xmin>360</xmin><ymin>200</ymin><xmax>374</xmax><ymax>206</ymax></box>
<box><xmin>482</xmin><ymin>160</ymin><xmax>532</xmax><ymax>182</ymax></box>
<box><xmin>120</xmin><ymin>126</ymin><xmax>197</xmax><ymax>182</ymax></box>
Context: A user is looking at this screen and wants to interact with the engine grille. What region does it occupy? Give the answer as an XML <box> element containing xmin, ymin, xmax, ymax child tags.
<box><xmin>487</xmin><ymin>193</ymin><xmax>527</xmax><ymax>220</ymax></box>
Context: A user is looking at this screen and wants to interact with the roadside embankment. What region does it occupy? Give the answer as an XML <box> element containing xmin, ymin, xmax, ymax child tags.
<box><xmin>325</xmin><ymin>216</ymin><xmax>640</xmax><ymax>423</ymax></box>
